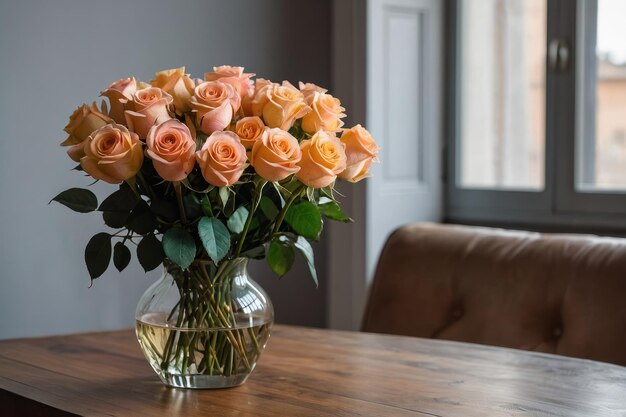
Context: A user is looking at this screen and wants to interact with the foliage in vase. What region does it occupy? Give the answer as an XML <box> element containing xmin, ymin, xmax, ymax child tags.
<box><xmin>51</xmin><ymin>66</ymin><xmax>380</xmax><ymax>383</ymax></box>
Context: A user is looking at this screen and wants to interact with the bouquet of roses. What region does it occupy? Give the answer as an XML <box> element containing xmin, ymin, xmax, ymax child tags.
<box><xmin>52</xmin><ymin>66</ymin><xmax>379</xmax><ymax>387</ymax></box>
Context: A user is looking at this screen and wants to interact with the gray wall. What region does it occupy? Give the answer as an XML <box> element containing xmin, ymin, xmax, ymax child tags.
<box><xmin>0</xmin><ymin>0</ymin><xmax>330</xmax><ymax>339</ymax></box>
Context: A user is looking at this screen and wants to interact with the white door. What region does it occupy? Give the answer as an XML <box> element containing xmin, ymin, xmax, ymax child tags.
<box><xmin>366</xmin><ymin>0</ymin><xmax>444</xmax><ymax>277</ymax></box>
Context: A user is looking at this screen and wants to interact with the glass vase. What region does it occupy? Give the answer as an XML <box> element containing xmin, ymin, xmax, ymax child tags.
<box><xmin>135</xmin><ymin>257</ymin><xmax>274</xmax><ymax>389</ymax></box>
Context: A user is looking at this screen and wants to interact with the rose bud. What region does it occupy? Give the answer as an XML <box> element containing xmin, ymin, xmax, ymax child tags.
<box><xmin>204</xmin><ymin>65</ymin><xmax>255</xmax><ymax>98</ymax></box>
<box><xmin>146</xmin><ymin>119</ymin><xmax>196</xmax><ymax>182</ymax></box>
<box><xmin>262</xmin><ymin>81</ymin><xmax>311</xmax><ymax>131</ymax></box>
<box><xmin>250</xmin><ymin>128</ymin><xmax>302</xmax><ymax>182</ymax></box>
<box><xmin>235</xmin><ymin>116</ymin><xmax>265</xmax><ymax>150</ymax></box>
<box><xmin>80</xmin><ymin>124</ymin><xmax>143</xmax><ymax>184</ymax></box>
<box><xmin>195</xmin><ymin>131</ymin><xmax>247</xmax><ymax>186</ymax></box>
<box><xmin>61</xmin><ymin>102</ymin><xmax>113</xmax><ymax>162</ymax></box>
<box><xmin>244</xmin><ymin>78</ymin><xmax>277</xmax><ymax>117</ymax></box>
<box><xmin>124</xmin><ymin>87</ymin><xmax>173</xmax><ymax>140</ymax></box>
<box><xmin>301</xmin><ymin>92</ymin><xmax>346</xmax><ymax>134</ymax></box>
<box><xmin>100</xmin><ymin>77</ymin><xmax>137</xmax><ymax>124</ymax></box>
<box><xmin>296</xmin><ymin>130</ymin><xmax>346</xmax><ymax>188</ymax></box>
<box><xmin>298</xmin><ymin>81</ymin><xmax>328</xmax><ymax>101</ymax></box>
<box><xmin>150</xmin><ymin>67</ymin><xmax>195</xmax><ymax>115</ymax></box>
<box><xmin>338</xmin><ymin>125</ymin><xmax>380</xmax><ymax>183</ymax></box>
<box><xmin>191</xmin><ymin>81</ymin><xmax>240</xmax><ymax>135</ymax></box>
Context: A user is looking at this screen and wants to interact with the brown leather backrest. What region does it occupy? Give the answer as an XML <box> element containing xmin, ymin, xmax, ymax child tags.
<box><xmin>362</xmin><ymin>223</ymin><xmax>626</xmax><ymax>366</ymax></box>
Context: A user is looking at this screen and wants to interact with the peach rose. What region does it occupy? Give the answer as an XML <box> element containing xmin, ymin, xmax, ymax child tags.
<box><xmin>146</xmin><ymin>119</ymin><xmax>196</xmax><ymax>182</ymax></box>
<box><xmin>150</xmin><ymin>67</ymin><xmax>195</xmax><ymax>115</ymax></box>
<box><xmin>338</xmin><ymin>125</ymin><xmax>380</xmax><ymax>182</ymax></box>
<box><xmin>124</xmin><ymin>87</ymin><xmax>173</xmax><ymax>139</ymax></box>
<box><xmin>262</xmin><ymin>81</ymin><xmax>311</xmax><ymax>130</ymax></box>
<box><xmin>298</xmin><ymin>81</ymin><xmax>327</xmax><ymax>101</ymax></box>
<box><xmin>204</xmin><ymin>65</ymin><xmax>255</xmax><ymax>98</ymax></box>
<box><xmin>235</xmin><ymin>116</ymin><xmax>265</xmax><ymax>150</ymax></box>
<box><xmin>80</xmin><ymin>124</ymin><xmax>143</xmax><ymax>184</ymax></box>
<box><xmin>195</xmin><ymin>131</ymin><xmax>247</xmax><ymax>186</ymax></box>
<box><xmin>245</xmin><ymin>78</ymin><xmax>277</xmax><ymax>117</ymax></box>
<box><xmin>250</xmin><ymin>128</ymin><xmax>301</xmax><ymax>182</ymax></box>
<box><xmin>61</xmin><ymin>102</ymin><xmax>114</xmax><ymax>162</ymax></box>
<box><xmin>61</xmin><ymin>102</ymin><xmax>112</xmax><ymax>146</ymax></box>
<box><xmin>296</xmin><ymin>131</ymin><xmax>346</xmax><ymax>188</ymax></box>
<box><xmin>301</xmin><ymin>92</ymin><xmax>346</xmax><ymax>134</ymax></box>
<box><xmin>100</xmin><ymin>77</ymin><xmax>136</xmax><ymax>124</ymax></box>
<box><xmin>191</xmin><ymin>81</ymin><xmax>240</xmax><ymax>135</ymax></box>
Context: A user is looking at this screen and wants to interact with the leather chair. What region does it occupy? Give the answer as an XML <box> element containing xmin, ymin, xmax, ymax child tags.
<box><xmin>362</xmin><ymin>223</ymin><xmax>626</xmax><ymax>366</ymax></box>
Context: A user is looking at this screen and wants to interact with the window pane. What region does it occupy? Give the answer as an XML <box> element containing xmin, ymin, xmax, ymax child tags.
<box><xmin>577</xmin><ymin>0</ymin><xmax>626</xmax><ymax>191</ymax></box>
<box><xmin>457</xmin><ymin>0</ymin><xmax>546</xmax><ymax>190</ymax></box>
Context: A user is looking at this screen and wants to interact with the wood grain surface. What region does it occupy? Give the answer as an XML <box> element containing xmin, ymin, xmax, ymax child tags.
<box><xmin>0</xmin><ymin>325</ymin><xmax>625</xmax><ymax>416</ymax></box>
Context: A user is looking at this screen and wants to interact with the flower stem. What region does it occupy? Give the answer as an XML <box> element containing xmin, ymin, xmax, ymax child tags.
<box><xmin>271</xmin><ymin>183</ymin><xmax>306</xmax><ymax>236</ymax></box>
<box><xmin>234</xmin><ymin>179</ymin><xmax>267</xmax><ymax>257</ymax></box>
<box><xmin>173</xmin><ymin>181</ymin><xmax>187</xmax><ymax>224</ymax></box>
<box><xmin>136</xmin><ymin>171</ymin><xmax>156</xmax><ymax>200</ymax></box>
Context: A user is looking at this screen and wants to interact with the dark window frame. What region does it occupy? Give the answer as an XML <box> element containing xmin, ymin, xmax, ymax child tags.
<box><xmin>445</xmin><ymin>0</ymin><xmax>626</xmax><ymax>233</ymax></box>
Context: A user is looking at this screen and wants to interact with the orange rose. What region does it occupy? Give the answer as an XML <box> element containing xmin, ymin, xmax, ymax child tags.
<box><xmin>338</xmin><ymin>125</ymin><xmax>379</xmax><ymax>182</ymax></box>
<box><xmin>262</xmin><ymin>81</ymin><xmax>311</xmax><ymax>130</ymax></box>
<box><xmin>146</xmin><ymin>119</ymin><xmax>196</xmax><ymax>182</ymax></box>
<box><xmin>235</xmin><ymin>116</ymin><xmax>265</xmax><ymax>149</ymax></box>
<box><xmin>80</xmin><ymin>124</ymin><xmax>143</xmax><ymax>184</ymax></box>
<box><xmin>250</xmin><ymin>128</ymin><xmax>301</xmax><ymax>182</ymax></box>
<box><xmin>195</xmin><ymin>131</ymin><xmax>247</xmax><ymax>186</ymax></box>
<box><xmin>301</xmin><ymin>92</ymin><xmax>346</xmax><ymax>134</ymax></box>
<box><xmin>296</xmin><ymin>131</ymin><xmax>346</xmax><ymax>188</ymax></box>
<box><xmin>124</xmin><ymin>87</ymin><xmax>173</xmax><ymax>139</ymax></box>
<box><xmin>243</xmin><ymin>78</ymin><xmax>277</xmax><ymax>117</ymax></box>
<box><xmin>100</xmin><ymin>77</ymin><xmax>136</xmax><ymax>124</ymax></box>
<box><xmin>204</xmin><ymin>65</ymin><xmax>255</xmax><ymax>98</ymax></box>
<box><xmin>191</xmin><ymin>81</ymin><xmax>240</xmax><ymax>135</ymax></box>
<box><xmin>61</xmin><ymin>102</ymin><xmax>113</xmax><ymax>162</ymax></box>
<box><xmin>150</xmin><ymin>67</ymin><xmax>195</xmax><ymax>115</ymax></box>
<box><xmin>298</xmin><ymin>81</ymin><xmax>327</xmax><ymax>101</ymax></box>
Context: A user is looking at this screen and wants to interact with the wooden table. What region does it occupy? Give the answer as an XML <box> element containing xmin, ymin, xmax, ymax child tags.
<box><xmin>0</xmin><ymin>325</ymin><xmax>625</xmax><ymax>416</ymax></box>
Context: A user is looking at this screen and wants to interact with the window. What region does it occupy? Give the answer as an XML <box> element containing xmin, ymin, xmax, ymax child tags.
<box><xmin>577</xmin><ymin>0</ymin><xmax>626</xmax><ymax>191</ymax></box>
<box><xmin>458</xmin><ymin>0</ymin><xmax>546</xmax><ymax>190</ymax></box>
<box><xmin>447</xmin><ymin>0</ymin><xmax>626</xmax><ymax>229</ymax></box>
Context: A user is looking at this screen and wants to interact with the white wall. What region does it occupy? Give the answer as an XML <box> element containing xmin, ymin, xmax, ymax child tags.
<box><xmin>0</xmin><ymin>0</ymin><xmax>330</xmax><ymax>339</ymax></box>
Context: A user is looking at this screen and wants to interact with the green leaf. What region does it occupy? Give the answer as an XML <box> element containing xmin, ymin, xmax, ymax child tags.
<box><xmin>113</xmin><ymin>242</ymin><xmax>131</xmax><ymax>272</ymax></box>
<box><xmin>183</xmin><ymin>193</ymin><xmax>203</xmax><ymax>220</ymax></box>
<box><xmin>293</xmin><ymin>236</ymin><xmax>318</xmax><ymax>287</ymax></box>
<box><xmin>267</xmin><ymin>237</ymin><xmax>295</xmax><ymax>277</ymax></box>
<box><xmin>137</xmin><ymin>233</ymin><xmax>164</xmax><ymax>272</ymax></box>
<box><xmin>284</xmin><ymin>201</ymin><xmax>323</xmax><ymax>239</ymax></box>
<box><xmin>128</xmin><ymin>202</ymin><xmax>157</xmax><ymax>235</ymax></box>
<box><xmin>260</xmin><ymin>196</ymin><xmax>279</xmax><ymax>220</ymax></box>
<box><xmin>99</xmin><ymin>185</ymin><xmax>139</xmax><ymax>212</ymax></box>
<box><xmin>249</xmin><ymin>214</ymin><xmax>261</xmax><ymax>231</ymax></box>
<box><xmin>84</xmin><ymin>232</ymin><xmax>112</xmax><ymax>279</ymax></box>
<box><xmin>227</xmin><ymin>206</ymin><xmax>249</xmax><ymax>234</ymax></box>
<box><xmin>151</xmin><ymin>199</ymin><xmax>178</xmax><ymax>222</ymax></box>
<box><xmin>162</xmin><ymin>228</ymin><xmax>196</xmax><ymax>269</ymax></box>
<box><xmin>319</xmin><ymin>201</ymin><xmax>352</xmax><ymax>223</ymax></box>
<box><xmin>50</xmin><ymin>188</ymin><xmax>98</xmax><ymax>213</ymax></box>
<box><xmin>218</xmin><ymin>186</ymin><xmax>230</xmax><ymax>209</ymax></box>
<box><xmin>201</xmin><ymin>194</ymin><xmax>213</xmax><ymax>217</ymax></box>
<box><xmin>103</xmin><ymin>211</ymin><xmax>129</xmax><ymax>228</ymax></box>
<box><xmin>198</xmin><ymin>217</ymin><xmax>231</xmax><ymax>264</ymax></box>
